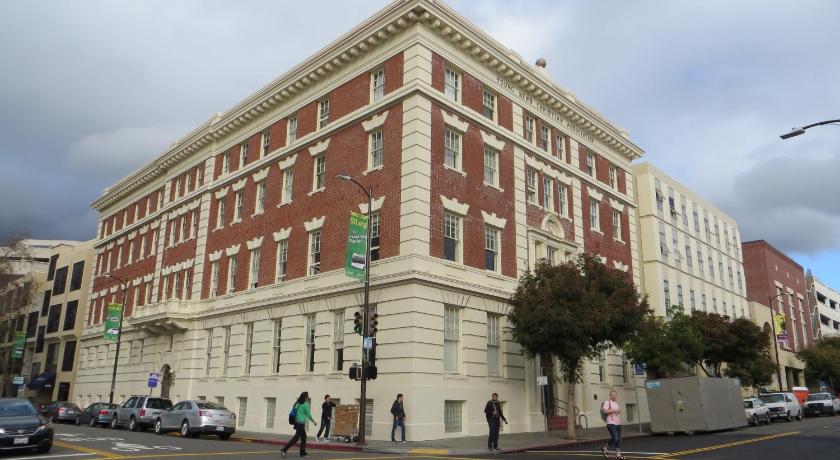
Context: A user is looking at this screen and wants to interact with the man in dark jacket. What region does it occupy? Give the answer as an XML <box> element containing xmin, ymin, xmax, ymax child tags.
<box><xmin>484</xmin><ymin>393</ymin><xmax>508</xmax><ymax>451</ymax></box>
<box><xmin>316</xmin><ymin>394</ymin><xmax>336</xmax><ymax>441</ymax></box>
<box><xmin>390</xmin><ymin>394</ymin><xmax>406</xmax><ymax>442</ymax></box>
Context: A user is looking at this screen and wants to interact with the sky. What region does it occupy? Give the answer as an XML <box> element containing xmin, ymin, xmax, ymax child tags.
<box><xmin>1</xmin><ymin>0</ymin><xmax>838</xmax><ymax>287</ymax></box>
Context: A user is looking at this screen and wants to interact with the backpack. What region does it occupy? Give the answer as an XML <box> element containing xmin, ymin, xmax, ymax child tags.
<box><xmin>288</xmin><ymin>403</ymin><xmax>299</xmax><ymax>426</ymax></box>
<box><xmin>599</xmin><ymin>401</ymin><xmax>609</xmax><ymax>423</ymax></box>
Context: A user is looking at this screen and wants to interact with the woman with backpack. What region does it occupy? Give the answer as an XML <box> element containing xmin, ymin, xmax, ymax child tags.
<box><xmin>282</xmin><ymin>392</ymin><xmax>317</xmax><ymax>457</ymax></box>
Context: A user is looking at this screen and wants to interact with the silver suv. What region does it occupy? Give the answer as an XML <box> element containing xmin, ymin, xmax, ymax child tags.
<box><xmin>111</xmin><ymin>396</ymin><xmax>173</xmax><ymax>431</ymax></box>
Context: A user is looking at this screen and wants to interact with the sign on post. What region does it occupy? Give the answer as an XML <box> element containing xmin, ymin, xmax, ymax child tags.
<box><xmin>634</xmin><ymin>362</ymin><xmax>647</xmax><ymax>376</ymax></box>
<box><xmin>363</xmin><ymin>337</ymin><xmax>373</xmax><ymax>350</ymax></box>
<box><xmin>536</xmin><ymin>376</ymin><xmax>549</xmax><ymax>386</ymax></box>
<box><xmin>774</xmin><ymin>313</ymin><xmax>787</xmax><ymax>343</ymax></box>
<box><xmin>103</xmin><ymin>304</ymin><xmax>123</xmax><ymax>341</ymax></box>
<box><xmin>11</xmin><ymin>331</ymin><xmax>26</xmax><ymax>358</ymax></box>
<box><xmin>148</xmin><ymin>372</ymin><xmax>160</xmax><ymax>389</ymax></box>
<box><xmin>12</xmin><ymin>376</ymin><xmax>24</xmax><ymax>385</ymax></box>
<box><xmin>345</xmin><ymin>212</ymin><xmax>368</xmax><ymax>280</ymax></box>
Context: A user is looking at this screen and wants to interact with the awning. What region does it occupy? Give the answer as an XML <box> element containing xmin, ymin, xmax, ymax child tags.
<box><xmin>27</xmin><ymin>371</ymin><xmax>55</xmax><ymax>390</ymax></box>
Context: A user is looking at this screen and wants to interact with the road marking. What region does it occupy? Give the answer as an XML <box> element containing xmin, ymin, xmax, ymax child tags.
<box><xmin>5</xmin><ymin>454</ymin><xmax>96</xmax><ymax>460</ymax></box>
<box><xmin>55</xmin><ymin>440</ymin><xmax>124</xmax><ymax>459</ymax></box>
<box><xmin>654</xmin><ymin>431</ymin><xmax>801</xmax><ymax>458</ymax></box>
<box><xmin>409</xmin><ymin>448</ymin><xmax>450</xmax><ymax>454</ymax></box>
<box><xmin>530</xmin><ymin>450</ymin><xmax>668</xmax><ymax>455</ymax></box>
<box><xmin>113</xmin><ymin>450</ymin><xmax>282</xmax><ymax>459</ymax></box>
<box><xmin>525</xmin><ymin>454</ymin><xmax>655</xmax><ymax>459</ymax></box>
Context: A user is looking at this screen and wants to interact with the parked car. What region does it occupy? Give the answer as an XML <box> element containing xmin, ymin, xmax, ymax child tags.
<box><xmin>75</xmin><ymin>402</ymin><xmax>118</xmax><ymax>427</ymax></box>
<box><xmin>0</xmin><ymin>398</ymin><xmax>53</xmax><ymax>454</ymax></box>
<box><xmin>759</xmin><ymin>392</ymin><xmax>803</xmax><ymax>422</ymax></box>
<box><xmin>743</xmin><ymin>398</ymin><xmax>772</xmax><ymax>425</ymax></box>
<box><xmin>154</xmin><ymin>400</ymin><xmax>236</xmax><ymax>440</ymax></box>
<box><xmin>41</xmin><ymin>402</ymin><xmax>81</xmax><ymax>423</ymax></box>
<box><xmin>803</xmin><ymin>392</ymin><xmax>840</xmax><ymax>417</ymax></box>
<box><xmin>111</xmin><ymin>396</ymin><xmax>173</xmax><ymax>431</ymax></box>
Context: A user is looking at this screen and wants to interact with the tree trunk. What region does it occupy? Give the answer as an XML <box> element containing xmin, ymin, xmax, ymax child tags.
<box><xmin>565</xmin><ymin>376</ymin><xmax>576</xmax><ymax>440</ymax></box>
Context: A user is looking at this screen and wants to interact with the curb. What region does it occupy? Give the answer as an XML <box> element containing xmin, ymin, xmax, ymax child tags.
<box><xmin>232</xmin><ymin>436</ymin><xmax>363</xmax><ymax>452</ymax></box>
<box><xmin>502</xmin><ymin>433</ymin><xmax>648</xmax><ymax>454</ymax></box>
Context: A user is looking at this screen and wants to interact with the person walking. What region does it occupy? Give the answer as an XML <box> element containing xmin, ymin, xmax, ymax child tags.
<box><xmin>390</xmin><ymin>393</ymin><xmax>406</xmax><ymax>442</ymax></box>
<box><xmin>601</xmin><ymin>390</ymin><xmax>624</xmax><ymax>460</ymax></box>
<box><xmin>282</xmin><ymin>392</ymin><xmax>317</xmax><ymax>457</ymax></box>
<box><xmin>484</xmin><ymin>393</ymin><xmax>508</xmax><ymax>451</ymax></box>
<box><xmin>315</xmin><ymin>394</ymin><xmax>336</xmax><ymax>442</ymax></box>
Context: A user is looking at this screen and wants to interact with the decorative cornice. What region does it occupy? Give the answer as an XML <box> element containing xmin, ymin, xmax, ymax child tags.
<box><xmin>441</xmin><ymin>109</ymin><xmax>469</xmax><ymax>132</ymax></box>
<box><xmin>277</xmin><ymin>154</ymin><xmax>298</xmax><ymax>171</ymax></box>
<box><xmin>481</xmin><ymin>210</ymin><xmax>507</xmax><ymax>229</ymax></box>
<box><xmin>231</xmin><ymin>178</ymin><xmax>248</xmax><ymax>192</ymax></box>
<box><xmin>304</xmin><ymin>216</ymin><xmax>326</xmax><ymax>232</ymax></box>
<box><xmin>273</xmin><ymin>227</ymin><xmax>292</xmax><ymax>242</ymax></box>
<box><xmin>308</xmin><ymin>138</ymin><xmax>330</xmax><ymax>157</ymax></box>
<box><xmin>246</xmin><ymin>236</ymin><xmax>265</xmax><ymax>250</ymax></box>
<box><xmin>588</xmin><ymin>187</ymin><xmax>604</xmax><ymax>202</ymax></box>
<box><xmin>209</xmin><ymin>250</ymin><xmax>223</xmax><ymax>262</ymax></box>
<box><xmin>440</xmin><ymin>195</ymin><xmax>469</xmax><ymax>215</ymax></box>
<box><xmin>252</xmin><ymin>167</ymin><xmax>270</xmax><ymax>183</ymax></box>
<box><xmin>214</xmin><ymin>187</ymin><xmax>230</xmax><ymax>200</ymax></box>
<box><xmin>358</xmin><ymin>196</ymin><xmax>385</xmax><ymax>214</ymax></box>
<box><xmin>362</xmin><ymin>111</ymin><xmax>389</xmax><ymax>132</ymax></box>
<box><xmin>480</xmin><ymin>130</ymin><xmax>505</xmax><ymax>151</ymax></box>
<box><xmin>225</xmin><ymin>244</ymin><xmax>241</xmax><ymax>256</ymax></box>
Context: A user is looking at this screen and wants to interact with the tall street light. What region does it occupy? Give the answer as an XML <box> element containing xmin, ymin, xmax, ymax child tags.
<box><xmin>780</xmin><ymin>119</ymin><xmax>840</xmax><ymax>139</ymax></box>
<box><xmin>337</xmin><ymin>173</ymin><xmax>372</xmax><ymax>446</ymax></box>
<box><xmin>97</xmin><ymin>274</ymin><xmax>128</xmax><ymax>404</ymax></box>
<box><xmin>768</xmin><ymin>292</ymin><xmax>789</xmax><ymax>392</ymax></box>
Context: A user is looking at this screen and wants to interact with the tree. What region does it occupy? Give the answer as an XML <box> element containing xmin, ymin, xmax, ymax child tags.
<box><xmin>625</xmin><ymin>310</ymin><xmax>703</xmax><ymax>379</ymax></box>
<box><xmin>797</xmin><ymin>336</ymin><xmax>840</xmax><ymax>390</ymax></box>
<box><xmin>0</xmin><ymin>234</ymin><xmax>30</xmax><ymax>287</ymax></box>
<box><xmin>508</xmin><ymin>253</ymin><xmax>649</xmax><ymax>439</ymax></box>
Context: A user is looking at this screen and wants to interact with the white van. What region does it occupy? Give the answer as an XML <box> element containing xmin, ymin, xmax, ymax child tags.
<box><xmin>758</xmin><ymin>392</ymin><xmax>802</xmax><ymax>421</ymax></box>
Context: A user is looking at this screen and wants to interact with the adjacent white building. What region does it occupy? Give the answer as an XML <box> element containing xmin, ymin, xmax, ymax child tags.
<box><xmin>811</xmin><ymin>275</ymin><xmax>840</xmax><ymax>338</ymax></box>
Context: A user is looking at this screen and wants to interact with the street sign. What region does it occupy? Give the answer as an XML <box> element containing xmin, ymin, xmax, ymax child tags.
<box><xmin>634</xmin><ymin>362</ymin><xmax>647</xmax><ymax>376</ymax></box>
<box><xmin>645</xmin><ymin>380</ymin><xmax>662</xmax><ymax>390</ymax></box>
<box><xmin>12</xmin><ymin>376</ymin><xmax>23</xmax><ymax>385</ymax></box>
<box><xmin>147</xmin><ymin>372</ymin><xmax>160</xmax><ymax>389</ymax></box>
<box><xmin>104</xmin><ymin>304</ymin><xmax>123</xmax><ymax>341</ymax></box>
<box><xmin>345</xmin><ymin>212</ymin><xmax>368</xmax><ymax>280</ymax></box>
<box><xmin>536</xmin><ymin>376</ymin><xmax>548</xmax><ymax>386</ymax></box>
<box><xmin>363</xmin><ymin>337</ymin><xmax>373</xmax><ymax>350</ymax></box>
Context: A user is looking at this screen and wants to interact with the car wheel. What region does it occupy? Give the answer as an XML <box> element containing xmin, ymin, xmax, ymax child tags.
<box><xmin>89</xmin><ymin>416</ymin><xmax>97</xmax><ymax>428</ymax></box>
<box><xmin>786</xmin><ymin>411</ymin><xmax>792</xmax><ymax>422</ymax></box>
<box><xmin>110</xmin><ymin>417</ymin><xmax>119</xmax><ymax>429</ymax></box>
<box><xmin>796</xmin><ymin>411</ymin><xmax>803</xmax><ymax>421</ymax></box>
<box><xmin>181</xmin><ymin>420</ymin><xmax>191</xmax><ymax>438</ymax></box>
<box><xmin>219</xmin><ymin>433</ymin><xmax>231</xmax><ymax>441</ymax></box>
<box><xmin>752</xmin><ymin>415</ymin><xmax>758</xmax><ymax>426</ymax></box>
<box><xmin>128</xmin><ymin>417</ymin><xmax>138</xmax><ymax>432</ymax></box>
<box><xmin>75</xmin><ymin>416</ymin><xmax>81</xmax><ymax>426</ymax></box>
<box><xmin>37</xmin><ymin>442</ymin><xmax>52</xmax><ymax>454</ymax></box>
<box><xmin>765</xmin><ymin>413</ymin><xmax>772</xmax><ymax>424</ymax></box>
<box><xmin>154</xmin><ymin>419</ymin><xmax>163</xmax><ymax>435</ymax></box>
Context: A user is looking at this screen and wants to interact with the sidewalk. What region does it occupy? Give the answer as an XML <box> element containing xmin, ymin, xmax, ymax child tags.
<box><xmin>232</xmin><ymin>424</ymin><xmax>650</xmax><ymax>456</ymax></box>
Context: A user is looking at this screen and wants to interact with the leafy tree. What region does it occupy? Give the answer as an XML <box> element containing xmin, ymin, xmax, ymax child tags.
<box><xmin>797</xmin><ymin>336</ymin><xmax>840</xmax><ymax>390</ymax></box>
<box><xmin>508</xmin><ymin>253</ymin><xmax>649</xmax><ymax>439</ymax></box>
<box><xmin>688</xmin><ymin>311</ymin><xmax>737</xmax><ymax>376</ymax></box>
<box><xmin>625</xmin><ymin>310</ymin><xmax>703</xmax><ymax>379</ymax></box>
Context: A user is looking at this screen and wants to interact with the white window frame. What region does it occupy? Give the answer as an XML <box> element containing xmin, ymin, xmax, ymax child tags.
<box><xmin>244</xmin><ymin>323</ymin><xmax>254</xmax><ymax>375</ymax></box>
<box><xmin>318</xmin><ymin>98</ymin><xmax>330</xmax><ymax>129</ymax></box>
<box><xmin>444</xmin><ymin>400</ymin><xmax>463</xmax><ymax>433</ymax></box>
<box><xmin>590</xmin><ymin>199</ymin><xmax>600</xmax><ymax>231</ymax></box>
<box><xmin>371</xmin><ymin>69</ymin><xmax>385</xmax><ymax>102</ymax></box>
<box><xmin>586</xmin><ymin>153</ymin><xmax>596</xmax><ymax>176</ymax></box>
<box><xmin>443</xmin><ymin>212</ymin><xmax>462</xmax><ymax>263</ymax></box>
<box><xmin>555</xmin><ymin>133</ymin><xmax>565</xmax><ymax>157</ymax></box>
<box><xmin>216</xmin><ymin>198</ymin><xmax>226</xmax><ymax>229</ymax></box>
<box><xmin>558</xmin><ymin>183</ymin><xmax>568</xmax><ymax>217</ymax></box>
<box><xmin>333</xmin><ymin>311</ymin><xmax>345</xmax><ymax>372</ymax></box>
<box><xmin>443</xmin><ymin>128</ymin><xmax>462</xmax><ymax>172</ymax></box>
<box><xmin>287</xmin><ymin>116</ymin><xmax>297</xmax><ymax>145</ymax></box>
<box><xmin>308</xmin><ymin>231</ymin><xmax>322</xmax><ymax>276</ymax></box>
<box><xmin>444</xmin><ymin>306</ymin><xmax>460</xmax><ymax>373</ymax></box>
<box><xmin>370</xmin><ymin>212</ymin><xmax>381</xmax><ymax>261</ymax></box>
<box><xmin>313</xmin><ymin>155</ymin><xmax>326</xmax><ymax>192</ymax></box>
<box><xmin>526</xmin><ymin>169</ymin><xmax>537</xmax><ymax>204</ymax></box>
<box><xmin>281</xmin><ymin>167</ymin><xmax>294</xmax><ymax>204</ymax></box>
<box><xmin>240</xmin><ymin>142</ymin><xmax>248</xmax><ymax>167</ymax></box>
<box><xmin>233</xmin><ymin>191</ymin><xmax>244</xmax><ymax>223</ymax></box>
<box><xmin>539</xmin><ymin>125</ymin><xmax>550</xmax><ymax>151</ymax></box>
<box><xmin>210</xmin><ymin>261</ymin><xmax>220</xmax><ymax>298</ymax></box>
<box><xmin>543</xmin><ymin>177</ymin><xmax>554</xmax><ymax>212</ymax></box>
<box><xmin>248</xmin><ymin>248</ymin><xmax>260</xmax><ymax>289</ymax></box>
<box><xmin>484</xmin><ymin>225</ymin><xmax>500</xmax><ymax>273</ymax></box>
<box><xmin>260</xmin><ymin>130</ymin><xmax>270</xmax><ymax>157</ymax></box>
<box><xmin>482</xmin><ymin>89</ymin><xmax>496</xmax><ymax>121</ymax></box>
<box><xmin>222</xmin><ymin>326</ymin><xmax>231</xmax><ymax>375</ymax></box>
<box><xmin>369</xmin><ymin>130</ymin><xmax>383</xmax><ymax>170</ymax></box>
<box><xmin>487</xmin><ymin>314</ymin><xmax>501</xmax><ymax>376</ymax></box>
<box><xmin>612</xmin><ymin>209</ymin><xmax>622</xmax><ymax>241</ymax></box>
<box><xmin>483</xmin><ymin>147</ymin><xmax>499</xmax><ymax>187</ymax></box>
<box><xmin>227</xmin><ymin>255</ymin><xmax>237</xmax><ymax>294</ymax></box>
<box><xmin>255</xmin><ymin>182</ymin><xmax>266</xmax><ymax>215</ymax></box>
<box><xmin>271</xmin><ymin>320</ymin><xmax>282</xmax><ymax>374</ymax></box>
<box><xmin>444</xmin><ymin>67</ymin><xmax>460</xmax><ymax>101</ymax></box>
<box><xmin>524</xmin><ymin>116</ymin><xmax>535</xmax><ymax>143</ymax></box>
<box><xmin>275</xmin><ymin>239</ymin><xmax>288</xmax><ymax>282</ymax></box>
<box><xmin>304</xmin><ymin>314</ymin><xmax>316</xmax><ymax>373</ymax></box>
<box><xmin>609</xmin><ymin>165</ymin><xmax>617</xmax><ymax>189</ymax></box>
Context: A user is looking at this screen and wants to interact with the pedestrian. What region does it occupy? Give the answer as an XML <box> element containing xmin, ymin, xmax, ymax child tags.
<box><xmin>390</xmin><ymin>393</ymin><xmax>406</xmax><ymax>442</ymax></box>
<box><xmin>601</xmin><ymin>390</ymin><xmax>625</xmax><ymax>460</ymax></box>
<box><xmin>315</xmin><ymin>394</ymin><xmax>336</xmax><ymax>442</ymax></box>
<box><xmin>282</xmin><ymin>392</ymin><xmax>317</xmax><ymax>458</ymax></box>
<box><xmin>484</xmin><ymin>392</ymin><xmax>508</xmax><ymax>452</ymax></box>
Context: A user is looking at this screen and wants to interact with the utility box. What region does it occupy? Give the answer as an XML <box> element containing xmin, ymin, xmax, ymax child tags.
<box><xmin>645</xmin><ymin>376</ymin><xmax>747</xmax><ymax>434</ymax></box>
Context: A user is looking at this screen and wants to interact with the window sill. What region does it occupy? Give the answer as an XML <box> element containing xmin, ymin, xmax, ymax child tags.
<box><xmin>483</xmin><ymin>182</ymin><xmax>504</xmax><ymax>193</ymax></box>
<box><xmin>251</xmin><ymin>210</ymin><xmax>265</xmax><ymax>218</ymax></box>
<box><xmin>213</xmin><ymin>226</ymin><xmax>224</xmax><ymax>232</ymax></box>
<box><xmin>613</xmin><ymin>238</ymin><xmax>626</xmax><ymax>245</ymax></box>
<box><xmin>363</xmin><ymin>165</ymin><xmax>384</xmax><ymax>176</ymax></box>
<box><xmin>591</xmin><ymin>228</ymin><xmax>604</xmax><ymax>235</ymax></box>
<box><xmin>276</xmin><ymin>201</ymin><xmax>292</xmax><ymax>208</ymax></box>
<box><xmin>443</xmin><ymin>164</ymin><xmax>467</xmax><ymax>177</ymax></box>
<box><xmin>308</xmin><ymin>188</ymin><xmax>325</xmax><ymax>197</ymax></box>
<box><xmin>230</xmin><ymin>219</ymin><xmax>242</xmax><ymax>226</ymax></box>
<box><xmin>443</xmin><ymin>374</ymin><xmax>468</xmax><ymax>381</ymax></box>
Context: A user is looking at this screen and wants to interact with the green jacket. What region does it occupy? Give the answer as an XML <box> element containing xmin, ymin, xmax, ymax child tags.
<box><xmin>294</xmin><ymin>401</ymin><xmax>316</xmax><ymax>424</ymax></box>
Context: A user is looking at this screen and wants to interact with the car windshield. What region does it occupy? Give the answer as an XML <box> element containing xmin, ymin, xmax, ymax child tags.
<box><xmin>743</xmin><ymin>400</ymin><xmax>754</xmax><ymax>408</ymax></box>
<box><xmin>196</xmin><ymin>402</ymin><xmax>227</xmax><ymax>411</ymax></box>
<box><xmin>0</xmin><ymin>400</ymin><xmax>37</xmax><ymax>417</ymax></box>
<box><xmin>807</xmin><ymin>394</ymin><xmax>830</xmax><ymax>401</ymax></box>
<box><xmin>145</xmin><ymin>399</ymin><xmax>173</xmax><ymax>409</ymax></box>
<box><xmin>759</xmin><ymin>394</ymin><xmax>785</xmax><ymax>403</ymax></box>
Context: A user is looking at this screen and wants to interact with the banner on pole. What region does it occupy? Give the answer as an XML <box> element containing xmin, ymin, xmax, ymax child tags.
<box><xmin>345</xmin><ymin>211</ymin><xmax>368</xmax><ymax>280</ymax></box>
<box><xmin>774</xmin><ymin>313</ymin><xmax>787</xmax><ymax>343</ymax></box>
<box><xmin>11</xmin><ymin>331</ymin><xmax>26</xmax><ymax>358</ymax></box>
<box><xmin>104</xmin><ymin>303</ymin><xmax>123</xmax><ymax>341</ymax></box>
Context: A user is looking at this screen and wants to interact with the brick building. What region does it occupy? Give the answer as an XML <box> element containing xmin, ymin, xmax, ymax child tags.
<box><xmin>73</xmin><ymin>0</ymin><xmax>646</xmax><ymax>439</ymax></box>
<box><xmin>742</xmin><ymin>240</ymin><xmax>811</xmax><ymax>390</ymax></box>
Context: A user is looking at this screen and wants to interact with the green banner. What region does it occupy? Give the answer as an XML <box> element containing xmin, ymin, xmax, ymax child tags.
<box><xmin>345</xmin><ymin>211</ymin><xmax>368</xmax><ymax>280</ymax></box>
<box><xmin>103</xmin><ymin>303</ymin><xmax>122</xmax><ymax>341</ymax></box>
<box><xmin>11</xmin><ymin>331</ymin><xmax>25</xmax><ymax>359</ymax></box>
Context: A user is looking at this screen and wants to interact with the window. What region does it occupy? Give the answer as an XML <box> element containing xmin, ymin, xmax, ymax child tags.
<box><xmin>261</xmin><ymin>130</ymin><xmax>270</xmax><ymax>157</ymax></box>
<box><xmin>70</xmin><ymin>261</ymin><xmax>85</xmax><ymax>291</ymax></box>
<box><xmin>237</xmin><ymin>397</ymin><xmax>247</xmax><ymax>427</ymax></box>
<box><xmin>728</xmin><ymin>265</ymin><xmax>734</xmax><ymax>289</ymax></box>
<box><xmin>558</xmin><ymin>184</ymin><xmax>568</xmax><ymax>217</ymax></box>
<box><xmin>265</xmin><ymin>398</ymin><xmax>276</xmax><ymax>429</ymax></box>
<box><xmin>483</xmin><ymin>148</ymin><xmax>499</xmax><ymax>187</ymax></box>
<box><xmin>333</xmin><ymin>311</ymin><xmax>344</xmax><ymax>371</ymax></box>
<box><xmin>222</xmin><ymin>327</ymin><xmax>231</xmax><ymax>375</ymax></box>
<box><xmin>712</xmin><ymin>297</ymin><xmax>718</xmax><ymax>313</ymax></box>
<box><xmin>139</xmin><ymin>234</ymin><xmax>146</xmax><ymax>259</ymax></box>
<box><xmin>663</xmin><ymin>280</ymin><xmax>671</xmax><ymax>314</ymax></box>
<box><xmin>677</xmin><ymin>285</ymin><xmax>684</xmax><ymax>310</ymax></box>
<box><xmin>234</xmin><ymin>192</ymin><xmax>243</xmax><ymax>222</ymax></box>
<box><xmin>708</xmin><ymin>256</ymin><xmax>714</xmax><ymax>279</ymax></box>
<box><xmin>313</xmin><ymin>155</ymin><xmax>326</xmax><ymax>191</ymax></box>
<box><xmin>526</xmin><ymin>169</ymin><xmax>537</xmax><ymax>203</ymax></box>
<box><xmin>697</xmin><ymin>249</ymin><xmax>704</xmax><ymax>276</ymax></box>
<box><xmin>543</xmin><ymin>177</ymin><xmax>554</xmax><ymax>211</ymax></box>
<box><xmin>145</xmin><ymin>281</ymin><xmax>153</xmax><ymax>304</ymax></box>
<box><xmin>272</xmin><ymin>320</ymin><xmax>282</xmax><ymax>373</ymax></box>
<box><xmin>244</xmin><ymin>323</ymin><xmax>254</xmax><ymax>375</ymax></box>
<box><xmin>61</xmin><ymin>341</ymin><xmax>77</xmax><ymax>372</ymax></box>
<box><xmin>370</xmin><ymin>213</ymin><xmax>381</xmax><ymax>261</ymax></box>
<box><xmin>192</xmin><ymin>211</ymin><xmax>199</xmax><ymax>237</ymax></box>
<box><xmin>255</xmin><ymin>182</ymin><xmax>266</xmax><ymax>214</ymax></box>
<box><xmin>444</xmin><ymin>401</ymin><xmax>463</xmax><ymax>433</ymax></box>
<box><xmin>589</xmin><ymin>199</ymin><xmax>600</xmax><ymax>231</ymax></box>
<box><xmin>485</xmin><ymin>226</ymin><xmax>500</xmax><ymax>272</ymax></box>
<box><xmin>444</xmin><ymin>306</ymin><xmax>460</xmax><ymax>373</ymax></box>
<box><xmin>308</xmin><ymin>231</ymin><xmax>322</xmax><ymax>275</ymax></box>
<box><xmin>685</xmin><ymin>245</ymin><xmax>693</xmax><ymax>268</ymax></box>
<box><xmin>216</xmin><ymin>197</ymin><xmax>226</xmax><ymax>229</ymax></box>
<box><xmin>318</xmin><ymin>98</ymin><xmax>330</xmax><ymax>129</ymax></box>
<box><xmin>227</xmin><ymin>255</ymin><xmax>237</xmax><ymax>294</ymax></box>
<box><xmin>305</xmin><ymin>314</ymin><xmax>316</xmax><ymax>373</ymax></box>
<box><xmin>282</xmin><ymin>167</ymin><xmax>294</xmax><ymax>204</ymax></box>
<box><xmin>47</xmin><ymin>255</ymin><xmax>58</xmax><ymax>281</ymax></box>
<box><xmin>369</xmin><ymin>130</ymin><xmax>383</xmax><ymax>169</ymax></box>
<box><xmin>693</xmin><ymin>207</ymin><xmax>700</xmax><ymax>233</ymax></box>
<box><xmin>161</xmin><ymin>275</ymin><xmax>170</xmax><ymax>301</ymax></box>
<box><xmin>546</xmin><ymin>246</ymin><xmax>558</xmax><ymax>266</ymax></box>
<box><xmin>539</xmin><ymin>125</ymin><xmax>550</xmax><ymax>151</ymax></box>
<box><xmin>175</xmin><ymin>177</ymin><xmax>181</xmax><ymax>198</ymax></box>
<box><xmin>182</xmin><ymin>215</ymin><xmax>189</xmax><ymax>241</ymax></box>
<box><xmin>63</xmin><ymin>301</ymin><xmax>78</xmax><ymax>331</ymax></box>
<box><xmin>222</xmin><ymin>152</ymin><xmax>231</xmax><ymax>174</ymax></box>
<box><xmin>444</xmin><ymin>68</ymin><xmax>459</xmax><ymax>101</ymax></box>
<box><xmin>173</xmin><ymin>271</ymin><xmax>182</xmax><ymax>299</ymax></box>
<box><xmin>210</xmin><ymin>261</ymin><xmax>220</xmax><ymax>298</ymax></box>
<box><xmin>702</xmin><ymin>294</ymin><xmax>707</xmax><ymax>311</ymax></box>
<box><xmin>597</xmin><ymin>353</ymin><xmax>606</xmax><ymax>382</ymax></box>
<box><xmin>444</xmin><ymin>128</ymin><xmax>461</xmax><ymax>170</ymax></box>
<box><xmin>248</xmin><ymin>249</ymin><xmax>260</xmax><ymax>289</ymax></box>
<box><xmin>612</xmin><ymin>210</ymin><xmax>622</xmax><ymax>241</ymax></box>
<box><xmin>47</xmin><ymin>304</ymin><xmax>61</xmax><ymax>333</ymax></box>
<box><xmin>371</xmin><ymin>69</ymin><xmax>385</xmax><ymax>102</ymax></box>
<box><xmin>287</xmin><ymin>116</ymin><xmax>297</xmax><ymax>144</ymax></box>
<box><xmin>41</xmin><ymin>291</ymin><xmax>50</xmax><ymax>317</ymax></box>
<box><xmin>240</xmin><ymin>142</ymin><xmax>248</xmax><ymax>167</ymax></box>
<box><xmin>205</xmin><ymin>329</ymin><xmax>213</xmax><ymax>376</ymax></box>
<box><xmin>586</xmin><ymin>153</ymin><xmax>596</xmax><ymax>176</ymax></box>
<box><xmin>524</xmin><ymin>116</ymin><xmax>535</xmax><ymax>143</ymax></box>
<box><xmin>53</xmin><ymin>267</ymin><xmax>68</xmax><ymax>295</ymax></box>
<box><xmin>609</xmin><ymin>166</ymin><xmax>617</xmax><ymax>189</ymax></box>
<box><xmin>443</xmin><ymin>212</ymin><xmax>461</xmax><ymax>263</ymax></box>
<box><xmin>275</xmin><ymin>240</ymin><xmax>288</xmax><ymax>282</ymax></box>
<box><xmin>487</xmin><ymin>314</ymin><xmax>501</xmax><ymax>376</ymax></box>
<box><xmin>555</xmin><ymin>133</ymin><xmax>565</xmax><ymax>157</ymax></box>
<box><xmin>482</xmin><ymin>89</ymin><xmax>496</xmax><ymax>120</ymax></box>
<box><xmin>690</xmin><ymin>290</ymin><xmax>696</xmax><ymax>311</ymax></box>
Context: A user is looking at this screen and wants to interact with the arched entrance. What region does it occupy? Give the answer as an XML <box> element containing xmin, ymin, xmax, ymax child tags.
<box><xmin>160</xmin><ymin>364</ymin><xmax>173</xmax><ymax>399</ymax></box>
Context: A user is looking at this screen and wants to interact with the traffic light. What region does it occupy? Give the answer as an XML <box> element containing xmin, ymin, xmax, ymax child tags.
<box><xmin>353</xmin><ymin>311</ymin><xmax>363</xmax><ymax>335</ymax></box>
<box><xmin>368</xmin><ymin>313</ymin><xmax>379</xmax><ymax>337</ymax></box>
<box><xmin>367</xmin><ymin>365</ymin><xmax>378</xmax><ymax>380</ymax></box>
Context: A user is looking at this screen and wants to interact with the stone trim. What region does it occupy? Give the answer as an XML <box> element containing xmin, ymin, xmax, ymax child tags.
<box><xmin>273</xmin><ymin>227</ymin><xmax>292</xmax><ymax>242</ymax></box>
<box><xmin>441</xmin><ymin>110</ymin><xmax>469</xmax><ymax>133</ymax></box>
<box><xmin>231</xmin><ymin>178</ymin><xmax>248</xmax><ymax>192</ymax></box>
<box><xmin>358</xmin><ymin>196</ymin><xmax>385</xmax><ymax>214</ymax></box>
<box><xmin>252</xmin><ymin>167</ymin><xmax>270</xmax><ymax>183</ymax></box>
<box><xmin>209</xmin><ymin>250</ymin><xmax>223</xmax><ymax>262</ymax></box>
<box><xmin>440</xmin><ymin>195</ymin><xmax>469</xmax><ymax>215</ymax></box>
<box><xmin>214</xmin><ymin>187</ymin><xmax>230</xmax><ymax>200</ymax></box>
<box><xmin>362</xmin><ymin>111</ymin><xmax>389</xmax><ymax>132</ymax></box>
<box><xmin>225</xmin><ymin>244</ymin><xmax>241</xmax><ymax>256</ymax></box>
<box><xmin>481</xmin><ymin>210</ymin><xmax>507</xmax><ymax>229</ymax></box>
<box><xmin>139</xmin><ymin>225</ymin><xmax>149</xmax><ymax>234</ymax></box>
<box><xmin>610</xmin><ymin>198</ymin><xmax>626</xmax><ymax>212</ymax></box>
<box><xmin>246</xmin><ymin>236</ymin><xmax>265</xmax><ymax>250</ymax></box>
<box><xmin>524</xmin><ymin>155</ymin><xmax>573</xmax><ymax>186</ymax></box>
<box><xmin>128</xmin><ymin>231</ymin><xmax>137</xmax><ymax>239</ymax></box>
<box><xmin>308</xmin><ymin>138</ymin><xmax>330</xmax><ymax>157</ymax></box>
<box><xmin>480</xmin><ymin>130</ymin><xmax>505</xmax><ymax>151</ymax></box>
<box><xmin>613</xmin><ymin>260</ymin><xmax>629</xmax><ymax>272</ymax></box>
<box><xmin>117</xmin><ymin>237</ymin><xmax>125</xmax><ymax>245</ymax></box>
<box><xmin>143</xmin><ymin>274</ymin><xmax>154</xmax><ymax>282</ymax></box>
<box><xmin>304</xmin><ymin>216</ymin><xmax>326</xmax><ymax>232</ymax></box>
<box><xmin>588</xmin><ymin>186</ymin><xmax>604</xmax><ymax>202</ymax></box>
<box><xmin>277</xmin><ymin>154</ymin><xmax>298</xmax><ymax>171</ymax></box>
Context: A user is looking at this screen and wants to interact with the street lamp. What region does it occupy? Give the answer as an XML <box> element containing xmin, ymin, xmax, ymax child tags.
<box><xmin>780</xmin><ymin>119</ymin><xmax>840</xmax><ymax>139</ymax></box>
<box><xmin>337</xmin><ymin>173</ymin><xmax>373</xmax><ymax>446</ymax></box>
<box><xmin>767</xmin><ymin>292</ymin><xmax>789</xmax><ymax>392</ymax></box>
<box><xmin>96</xmin><ymin>274</ymin><xmax>128</xmax><ymax>404</ymax></box>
